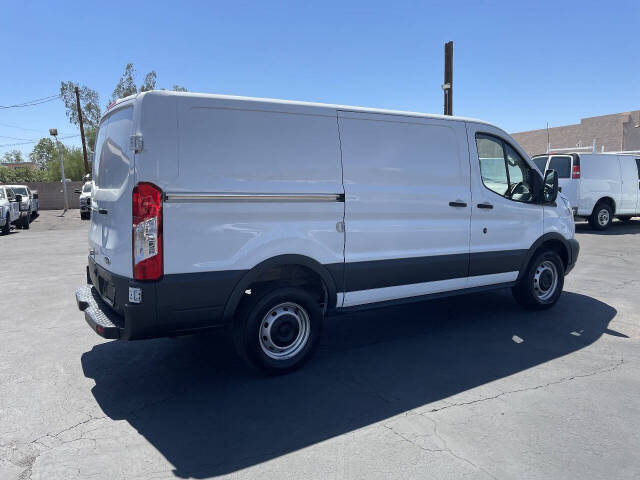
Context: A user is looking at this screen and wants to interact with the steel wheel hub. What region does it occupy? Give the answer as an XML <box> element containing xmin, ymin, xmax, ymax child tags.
<box><xmin>533</xmin><ymin>260</ymin><xmax>558</xmax><ymax>301</ymax></box>
<box><xmin>598</xmin><ymin>209</ymin><xmax>610</xmax><ymax>226</ymax></box>
<box><xmin>259</xmin><ymin>302</ymin><xmax>310</xmax><ymax>360</ymax></box>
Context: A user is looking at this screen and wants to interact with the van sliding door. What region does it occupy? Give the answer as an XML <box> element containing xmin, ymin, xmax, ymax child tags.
<box><xmin>337</xmin><ymin>111</ymin><xmax>471</xmax><ymax>307</ymax></box>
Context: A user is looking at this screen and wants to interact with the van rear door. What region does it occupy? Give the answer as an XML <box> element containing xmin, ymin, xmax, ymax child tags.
<box><xmin>89</xmin><ymin>105</ymin><xmax>135</xmax><ymax>277</ymax></box>
<box><xmin>548</xmin><ymin>155</ymin><xmax>576</xmax><ymax>206</ymax></box>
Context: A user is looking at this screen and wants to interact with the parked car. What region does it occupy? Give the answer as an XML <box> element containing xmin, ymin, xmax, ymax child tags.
<box><xmin>0</xmin><ymin>186</ymin><xmax>22</xmax><ymax>235</ymax></box>
<box><xmin>75</xmin><ymin>91</ymin><xmax>579</xmax><ymax>374</ymax></box>
<box><xmin>75</xmin><ymin>181</ymin><xmax>93</xmax><ymax>220</ymax></box>
<box><xmin>5</xmin><ymin>184</ymin><xmax>38</xmax><ymax>227</ymax></box>
<box><xmin>532</xmin><ymin>153</ymin><xmax>640</xmax><ymax>230</ymax></box>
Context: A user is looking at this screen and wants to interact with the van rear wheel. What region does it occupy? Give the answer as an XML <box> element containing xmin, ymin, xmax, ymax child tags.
<box><xmin>232</xmin><ymin>286</ymin><xmax>323</xmax><ymax>374</ymax></box>
<box><xmin>512</xmin><ymin>250</ymin><xmax>565</xmax><ymax>310</ymax></box>
<box><xmin>589</xmin><ymin>202</ymin><xmax>612</xmax><ymax>230</ymax></box>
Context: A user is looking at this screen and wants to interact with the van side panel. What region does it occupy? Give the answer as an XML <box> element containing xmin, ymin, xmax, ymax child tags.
<box><xmin>338</xmin><ymin>112</ymin><xmax>471</xmax><ymax>306</ymax></box>
<box><xmin>134</xmin><ymin>93</ymin><xmax>179</xmax><ymax>186</ymax></box>
<box><xmin>577</xmin><ymin>154</ymin><xmax>622</xmax><ymax>216</ymax></box>
<box><xmin>164</xmin><ymin>98</ymin><xmax>345</xmax><ymax>278</ymax></box>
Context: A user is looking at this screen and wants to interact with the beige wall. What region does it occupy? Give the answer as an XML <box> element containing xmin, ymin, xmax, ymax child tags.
<box><xmin>512</xmin><ymin>110</ymin><xmax>640</xmax><ymax>157</ymax></box>
<box><xmin>23</xmin><ymin>181</ymin><xmax>84</xmax><ymax>210</ymax></box>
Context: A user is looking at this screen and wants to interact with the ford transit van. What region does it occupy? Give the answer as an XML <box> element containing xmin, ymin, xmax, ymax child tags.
<box><xmin>76</xmin><ymin>91</ymin><xmax>579</xmax><ymax>373</ymax></box>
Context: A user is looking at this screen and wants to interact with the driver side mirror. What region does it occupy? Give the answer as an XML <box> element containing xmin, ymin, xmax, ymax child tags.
<box><xmin>543</xmin><ymin>169</ymin><xmax>559</xmax><ymax>203</ymax></box>
<box><xmin>14</xmin><ymin>194</ymin><xmax>22</xmax><ymax>203</ymax></box>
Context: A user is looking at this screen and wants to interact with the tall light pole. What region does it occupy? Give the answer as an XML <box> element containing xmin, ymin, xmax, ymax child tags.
<box><xmin>49</xmin><ymin>128</ymin><xmax>69</xmax><ymax>215</ymax></box>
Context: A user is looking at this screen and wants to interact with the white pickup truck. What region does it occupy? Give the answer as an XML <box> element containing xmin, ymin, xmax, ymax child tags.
<box><xmin>0</xmin><ymin>186</ymin><xmax>22</xmax><ymax>235</ymax></box>
<box><xmin>5</xmin><ymin>184</ymin><xmax>38</xmax><ymax>228</ymax></box>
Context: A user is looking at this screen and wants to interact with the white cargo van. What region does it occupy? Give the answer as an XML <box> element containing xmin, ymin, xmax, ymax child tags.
<box><xmin>75</xmin><ymin>91</ymin><xmax>579</xmax><ymax>373</ymax></box>
<box><xmin>532</xmin><ymin>152</ymin><xmax>640</xmax><ymax>230</ymax></box>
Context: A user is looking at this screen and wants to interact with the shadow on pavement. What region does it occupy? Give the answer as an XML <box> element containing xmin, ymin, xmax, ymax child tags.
<box><xmin>82</xmin><ymin>289</ymin><xmax>618</xmax><ymax>478</ymax></box>
<box><xmin>576</xmin><ymin>219</ymin><xmax>640</xmax><ymax>236</ymax></box>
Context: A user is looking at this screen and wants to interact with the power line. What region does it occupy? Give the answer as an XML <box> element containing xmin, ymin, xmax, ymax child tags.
<box><xmin>0</xmin><ymin>134</ymin><xmax>36</xmax><ymax>141</ymax></box>
<box><xmin>0</xmin><ymin>134</ymin><xmax>80</xmax><ymax>148</ymax></box>
<box><xmin>0</xmin><ymin>94</ymin><xmax>61</xmax><ymax>109</ymax></box>
<box><xmin>0</xmin><ymin>121</ymin><xmax>51</xmax><ymax>133</ymax></box>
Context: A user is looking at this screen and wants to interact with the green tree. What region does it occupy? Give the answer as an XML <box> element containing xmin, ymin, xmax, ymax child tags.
<box><xmin>111</xmin><ymin>63</ymin><xmax>160</xmax><ymax>102</ymax></box>
<box><xmin>60</xmin><ymin>82</ymin><xmax>101</xmax><ymax>127</ymax></box>
<box><xmin>29</xmin><ymin>138</ymin><xmax>57</xmax><ymax>169</ymax></box>
<box><xmin>140</xmin><ymin>71</ymin><xmax>157</xmax><ymax>92</ymax></box>
<box><xmin>2</xmin><ymin>150</ymin><xmax>24</xmax><ymax>163</ymax></box>
<box><xmin>0</xmin><ymin>165</ymin><xmax>48</xmax><ymax>183</ymax></box>
<box><xmin>172</xmin><ymin>85</ymin><xmax>188</xmax><ymax>92</ymax></box>
<box><xmin>45</xmin><ymin>145</ymin><xmax>86</xmax><ymax>182</ymax></box>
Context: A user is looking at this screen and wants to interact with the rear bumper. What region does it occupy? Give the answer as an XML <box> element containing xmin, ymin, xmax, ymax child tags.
<box><xmin>76</xmin><ymin>286</ymin><xmax>124</xmax><ymax>339</ymax></box>
<box><xmin>77</xmin><ymin>256</ymin><xmax>236</xmax><ymax>340</ymax></box>
<box><xmin>566</xmin><ymin>238</ymin><xmax>580</xmax><ymax>275</ymax></box>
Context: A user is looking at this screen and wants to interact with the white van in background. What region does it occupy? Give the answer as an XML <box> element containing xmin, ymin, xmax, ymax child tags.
<box><xmin>75</xmin><ymin>91</ymin><xmax>579</xmax><ymax>374</ymax></box>
<box><xmin>532</xmin><ymin>153</ymin><xmax>640</xmax><ymax>230</ymax></box>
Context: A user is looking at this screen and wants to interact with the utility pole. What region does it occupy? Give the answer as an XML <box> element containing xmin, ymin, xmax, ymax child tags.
<box><xmin>443</xmin><ymin>41</ymin><xmax>453</xmax><ymax>116</ymax></box>
<box><xmin>50</xmin><ymin>128</ymin><xmax>69</xmax><ymax>216</ymax></box>
<box><xmin>75</xmin><ymin>86</ymin><xmax>90</xmax><ymax>175</ymax></box>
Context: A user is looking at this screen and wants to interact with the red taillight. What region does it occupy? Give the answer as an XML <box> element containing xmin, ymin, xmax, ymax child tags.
<box><xmin>132</xmin><ymin>182</ymin><xmax>163</xmax><ymax>281</ymax></box>
<box><xmin>571</xmin><ymin>164</ymin><xmax>581</xmax><ymax>179</ymax></box>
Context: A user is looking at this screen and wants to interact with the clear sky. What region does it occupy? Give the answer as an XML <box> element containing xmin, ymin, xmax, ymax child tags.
<box><xmin>1</xmin><ymin>0</ymin><xmax>638</xmax><ymax>157</ymax></box>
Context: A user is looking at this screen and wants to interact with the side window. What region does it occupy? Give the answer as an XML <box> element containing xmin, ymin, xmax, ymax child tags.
<box><xmin>476</xmin><ymin>134</ymin><xmax>509</xmax><ymax>196</ymax></box>
<box><xmin>0</xmin><ymin>189</ymin><xmax>5</xmax><ymax>199</ymax></box>
<box><xmin>475</xmin><ymin>133</ymin><xmax>537</xmax><ymax>203</ymax></box>
<box><xmin>548</xmin><ymin>156</ymin><xmax>571</xmax><ymax>178</ymax></box>
<box><xmin>6</xmin><ymin>188</ymin><xmax>15</xmax><ymax>201</ymax></box>
<box><xmin>505</xmin><ymin>145</ymin><xmax>536</xmax><ymax>203</ymax></box>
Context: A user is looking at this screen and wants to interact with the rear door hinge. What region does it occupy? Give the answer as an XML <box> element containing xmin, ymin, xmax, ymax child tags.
<box><xmin>129</xmin><ymin>134</ymin><xmax>144</xmax><ymax>153</ymax></box>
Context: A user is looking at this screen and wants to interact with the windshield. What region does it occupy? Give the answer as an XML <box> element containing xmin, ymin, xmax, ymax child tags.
<box><xmin>83</xmin><ymin>183</ymin><xmax>92</xmax><ymax>193</ymax></box>
<box><xmin>532</xmin><ymin>156</ymin><xmax>548</xmax><ymax>173</ymax></box>
<box><xmin>11</xmin><ymin>187</ymin><xmax>28</xmax><ymax>196</ymax></box>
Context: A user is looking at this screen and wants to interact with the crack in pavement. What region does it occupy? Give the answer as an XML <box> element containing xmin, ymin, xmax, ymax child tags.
<box><xmin>383</xmin><ymin>418</ymin><xmax>499</xmax><ymax>480</ymax></box>
<box><xmin>425</xmin><ymin>358</ymin><xmax>625</xmax><ymax>414</ymax></box>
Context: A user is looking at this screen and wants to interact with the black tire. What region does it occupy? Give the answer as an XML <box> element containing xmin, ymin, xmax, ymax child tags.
<box><xmin>80</xmin><ymin>212</ymin><xmax>89</xmax><ymax>220</ymax></box>
<box><xmin>21</xmin><ymin>214</ymin><xmax>30</xmax><ymax>229</ymax></box>
<box><xmin>1</xmin><ymin>214</ymin><xmax>9</xmax><ymax>235</ymax></box>
<box><xmin>512</xmin><ymin>250</ymin><xmax>565</xmax><ymax>310</ymax></box>
<box><xmin>232</xmin><ymin>286</ymin><xmax>323</xmax><ymax>374</ymax></box>
<box><xmin>589</xmin><ymin>202</ymin><xmax>612</xmax><ymax>230</ymax></box>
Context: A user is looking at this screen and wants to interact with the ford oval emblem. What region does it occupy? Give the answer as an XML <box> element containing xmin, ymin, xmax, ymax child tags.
<box><xmin>104</xmin><ymin>256</ymin><xmax>111</xmax><ymax>265</ymax></box>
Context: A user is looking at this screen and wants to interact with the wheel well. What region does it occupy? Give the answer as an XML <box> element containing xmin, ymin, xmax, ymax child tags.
<box><xmin>537</xmin><ymin>240</ymin><xmax>568</xmax><ymax>270</ymax></box>
<box><xmin>226</xmin><ymin>262</ymin><xmax>332</xmax><ymax>323</ymax></box>
<box><xmin>594</xmin><ymin>197</ymin><xmax>616</xmax><ymax>215</ymax></box>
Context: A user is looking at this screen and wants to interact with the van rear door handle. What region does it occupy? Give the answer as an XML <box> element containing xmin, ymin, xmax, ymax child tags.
<box><xmin>98</xmin><ymin>209</ymin><xmax>108</xmax><ymax>215</ymax></box>
<box><xmin>449</xmin><ymin>201</ymin><xmax>467</xmax><ymax>207</ymax></box>
<box><xmin>477</xmin><ymin>203</ymin><xmax>494</xmax><ymax>209</ymax></box>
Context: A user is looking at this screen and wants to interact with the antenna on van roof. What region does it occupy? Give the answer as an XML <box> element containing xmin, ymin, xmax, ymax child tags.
<box><xmin>546</xmin><ymin>122</ymin><xmax>550</xmax><ymax>153</ymax></box>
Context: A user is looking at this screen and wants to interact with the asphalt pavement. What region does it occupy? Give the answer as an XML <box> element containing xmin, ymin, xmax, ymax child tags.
<box><xmin>1</xmin><ymin>211</ymin><xmax>639</xmax><ymax>479</ymax></box>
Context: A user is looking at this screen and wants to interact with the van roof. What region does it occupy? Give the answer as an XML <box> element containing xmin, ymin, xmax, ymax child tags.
<box><xmin>107</xmin><ymin>90</ymin><xmax>496</xmax><ymax>128</ymax></box>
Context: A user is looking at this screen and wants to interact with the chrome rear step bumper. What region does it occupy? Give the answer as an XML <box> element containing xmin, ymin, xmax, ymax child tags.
<box><xmin>76</xmin><ymin>285</ymin><xmax>124</xmax><ymax>339</ymax></box>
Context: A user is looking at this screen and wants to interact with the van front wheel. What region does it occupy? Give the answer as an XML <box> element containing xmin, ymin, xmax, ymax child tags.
<box><xmin>233</xmin><ymin>286</ymin><xmax>323</xmax><ymax>374</ymax></box>
<box><xmin>512</xmin><ymin>250</ymin><xmax>565</xmax><ymax>310</ymax></box>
